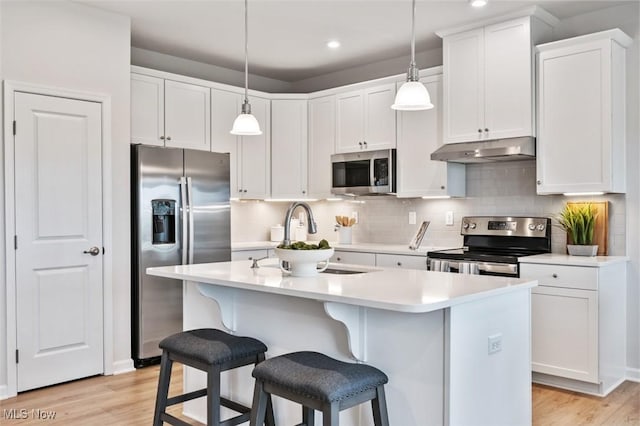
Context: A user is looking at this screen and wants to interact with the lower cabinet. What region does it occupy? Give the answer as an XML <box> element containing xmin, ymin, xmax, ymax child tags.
<box><xmin>331</xmin><ymin>250</ymin><xmax>427</xmax><ymax>269</ymax></box>
<box><xmin>521</xmin><ymin>260</ymin><xmax>626</xmax><ymax>396</ymax></box>
<box><xmin>231</xmin><ymin>249</ymin><xmax>274</xmax><ymax>262</ymax></box>
<box><xmin>375</xmin><ymin>253</ymin><xmax>428</xmax><ymax>269</ymax></box>
<box><xmin>331</xmin><ymin>251</ymin><xmax>376</xmax><ymax>266</ymax></box>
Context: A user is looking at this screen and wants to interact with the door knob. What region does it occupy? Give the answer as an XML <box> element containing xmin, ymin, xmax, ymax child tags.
<box><xmin>83</xmin><ymin>247</ymin><xmax>101</xmax><ymax>256</ymax></box>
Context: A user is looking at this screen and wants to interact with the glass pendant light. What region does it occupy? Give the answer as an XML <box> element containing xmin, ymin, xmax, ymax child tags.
<box><xmin>231</xmin><ymin>0</ymin><xmax>262</xmax><ymax>135</ymax></box>
<box><xmin>391</xmin><ymin>0</ymin><xmax>433</xmax><ymax>111</ymax></box>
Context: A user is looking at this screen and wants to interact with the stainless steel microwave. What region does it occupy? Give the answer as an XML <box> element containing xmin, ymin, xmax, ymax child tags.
<box><xmin>331</xmin><ymin>149</ymin><xmax>396</xmax><ymax>195</ymax></box>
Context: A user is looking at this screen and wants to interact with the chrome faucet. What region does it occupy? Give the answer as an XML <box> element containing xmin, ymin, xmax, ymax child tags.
<box><xmin>282</xmin><ymin>202</ymin><xmax>318</xmax><ymax>245</ymax></box>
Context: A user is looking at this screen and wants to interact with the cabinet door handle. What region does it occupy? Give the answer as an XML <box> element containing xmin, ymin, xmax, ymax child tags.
<box><xmin>160</xmin><ymin>136</ymin><xmax>165</xmax><ymax>140</ymax></box>
<box><xmin>397</xmin><ymin>262</ymin><xmax>402</xmax><ymax>266</ymax></box>
<box><xmin>302</xmin><ymin>190</ymin><xmax>306</xmax><ymax>194</ymax></box>
<box><xmin>244</xmin><ymin>189</ymin><xmax>248</xmax><ymax>193</ymax></box>
<box><xmin>363</xmin><ymin>141</ymin><xmax>368</xmax><ymax>147</ymax></box>
<box><xmin>552</xmin><ymin>273</ymin><xmax>558</xmax><ymax>278</ymax></box>
<box><xmin>537</xmin><ymin>180</ymin><xmax>542</xmax><ymax>185</ymax></box>
<box><xmin>478</xmin><ymin>129</ymin><xmax>483</xmax><ymax>133</ymax></box>
<box><xmin>336</xmin><ymin>257</ymin><xmax>341</xmax><ymax>261</ymax></box>
<box><xmin>358</xmin><ymin>142</ymin><xmax>363</xmax><ymax>147</ymax></box>
<box><xmin>440</xmin><ymin>185</ymin><xmax>445</xmax><ymax>190</ymax></box>
<box><xmin>166</xmin><ymin>136</ymin><xmax>172</xmax><ymax>141</ymax></box>
<box><xmin>484</xmin><ymin>128</ymin><xmax>489</xmax><ymax>132</ymax></box>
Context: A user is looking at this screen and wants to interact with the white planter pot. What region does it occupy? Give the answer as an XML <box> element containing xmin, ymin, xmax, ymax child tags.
<box><xmin>567</xmin><ymin>244</ymin><xmax>598</xmax><ymax>256</ymax></box>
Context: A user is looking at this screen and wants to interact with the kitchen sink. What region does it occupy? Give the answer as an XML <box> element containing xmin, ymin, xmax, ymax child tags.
<box><xmin>321</xmin><ymin>268</ymin><xmax>367</xmax><ymax>275</ymax></box>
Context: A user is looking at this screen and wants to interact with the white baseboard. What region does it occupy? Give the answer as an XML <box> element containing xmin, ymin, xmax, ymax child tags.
<box><xmin>0</xmin><ymin>385</ymin><xmax>16</xmax><ymax>401</ymax></box>
<box><xmin>111</xmin><ymin>359</ymin><xmax>135</xmax><ymax>375</ymax></box>
<box><xmin>626</xmin><ymin>367</ymin><xmax>640</xmax><ymax>382</ymax></box>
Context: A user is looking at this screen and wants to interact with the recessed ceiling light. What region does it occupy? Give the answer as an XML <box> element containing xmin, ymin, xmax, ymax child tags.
<box><xmin>327</xmin><ymin>40</ymin><xmax>341</xmax><ymax>49</ymax></box>
<box><xmin>470</xmin><ymin>0</ymin><xmax>488</xmax><ymax>7</ymax></box>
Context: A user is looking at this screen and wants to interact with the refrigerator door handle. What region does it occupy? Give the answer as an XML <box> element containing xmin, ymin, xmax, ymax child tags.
<box><xmin>180</xmin><ymin>176</ymin><xmax>188</xmax><ymax>265</ymax></box>
<box><xmin>186</xmin><ymin>176</ymin><xmax>195</xmax><ymax>264</ymax></box>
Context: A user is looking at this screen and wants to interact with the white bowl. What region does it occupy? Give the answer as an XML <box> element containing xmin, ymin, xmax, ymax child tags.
<box><xmin>274</xmin><ymin>247</ymin><xmax>334</xmax><ymax>277</ymax></box>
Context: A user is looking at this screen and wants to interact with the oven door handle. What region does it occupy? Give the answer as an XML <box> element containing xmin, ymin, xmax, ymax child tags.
<box><xmin>431</xmin><ymin>260</ymin><xmax>518</xmax><ymax>276</ymax></box>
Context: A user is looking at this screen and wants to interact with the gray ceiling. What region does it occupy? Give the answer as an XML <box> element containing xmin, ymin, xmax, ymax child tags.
<box><xmin>78</xmin><ymin>0</ymin><xmax>633</xmax><ymax>82</ymax></box>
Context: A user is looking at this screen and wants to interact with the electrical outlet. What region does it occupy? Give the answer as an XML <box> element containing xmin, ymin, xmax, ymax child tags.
<box><xmin>351</xmin><ymin>211</ymin><xmax>358</xmax><ymax>224</ymax></box>
<box><xmin>488</xmin><ymin>334</ymin><xmax>502</xmax><ymax>354</ymax></box>
<box><xmin>409</xmin><ymin>211</ymin><xmax>417</xmax><ymax>225</ymax></box>
<box><xmin>445</xmin><ymin>211</ymin><xmax>454</xmax><ymax>226</ymax></box>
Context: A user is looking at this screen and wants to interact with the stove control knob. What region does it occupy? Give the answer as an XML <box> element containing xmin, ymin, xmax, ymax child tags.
<box><xmin>528</xmin><ymin>224</ymin><xmax>536</xmax><ymax>231</ymax></box>
<box><xmin>469</xmin><ymin>223</ymin><xmax>477</xmax><ymax>230</ymax></box>
<box><xmin>463</xmin><ymin>222</ymin><xmax>469</xmax><ymax>229</ymax></box>
<box><xmin>536</xmin><ymin>224</ymin><xmax>545</xmax><ymax>231</ymax></box>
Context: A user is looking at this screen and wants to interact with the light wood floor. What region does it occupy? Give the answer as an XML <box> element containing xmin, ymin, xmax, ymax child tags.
<box><xmin>1</xmin><ymin>365</ymin><xmax>638</xmax><ymax>425</ymax></box>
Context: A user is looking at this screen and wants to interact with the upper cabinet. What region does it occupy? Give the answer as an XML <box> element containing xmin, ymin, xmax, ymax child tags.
<box><xmin>211</xmin><ymin>89</ymin><xmax>271</xmax><ymax>199</ymax></box>
<box><xmin>336</xmin><ymin>83</ymin><xmax>396</xmax><ymax>153</ymax></box>
<box><xmin>535</xmin><ymin>29</ymin><xmax>631</xmax><ymax>195</ymax></box>
<box><xmin>440</xmin><ymin>14</ymin><xmax>554</xmax><ymax>144</ymax></box>
<box><xmin>271</xmin><ymin>99</ymin><xmax>309</xmax><ymax>199</ymax></box>
<box><xmin>396</xmin><ymin>74</ymin><xmax>465</xmax><ymax>198</ymax></box>
<box><xmin>131</xmin><ymin>73</ymin><xmax>211</xmax><ymax>151</ymax></box>
<box><xmin>308</xmin><ymin>96</ymin><xmax>336</xmax><ymax>199</ymax></box>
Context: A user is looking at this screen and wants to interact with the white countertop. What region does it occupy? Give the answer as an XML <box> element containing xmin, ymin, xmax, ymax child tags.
<box><xmin>518</xmin><ymin>253</ymin><xmax>629</xmax><ymax>267</ymax></box>
<box><xmin>147</xmin><ymin>259</ymin><xmax>536</xmax><ymax>313</ymax></box>
<box><xmin>232</xmin><ymin>241</ymin><xmax>454</xmax><ymax>256</ymax></box>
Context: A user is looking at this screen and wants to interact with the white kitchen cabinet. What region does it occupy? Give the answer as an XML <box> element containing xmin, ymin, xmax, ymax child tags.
<box><xmin>375</xmin><ymin>253</ymin><xmax>427</xmax><ymax>270</ymax></box>
<box><xmin>271</xmin><ymin>99</ymin><xmax>308</xmax><ymax>199</ymax></box>
<box><xmin>231</xmin><ymin>249</ymin><xmax>270</xmax><ymax>262</ymax></box>
<box><xmin>440</xmin><ymin>15</ymin><xmax>553</xmax><ymax>144</ymax></box>
<box><xmin>335</xmin><ymin>84</ymin><xmax>396</xmax><ymax>153</ymax></box>
<box><xmin>521</xmin><ymin>259</ymin><xmax>626</xmax><ymax>396</ymax></box>
<box><xmin>535</xmin><ymin>29</ymin><xmax>631</xmax><ymax>194</ymax></box>
<box><xmin>331</xmin><ymin>250</ymin><xmax>376</xmax><ymax>266</ymax></box>
<box><xmin>308</xmin><ymin>96</ymin><xmax>336</xmax><ymax>199</ymax></box>
<box><xmin>211</xmin><ymin>91</ymin><xmax>270</xmax><ymax>199</ymax></box>
<box><xmin>131</xmin><ymin>73</ymin><xmax>211</xmax><ymax>151</ymax></box>
<box><xmin>396</xmin><ymin>74</ymin><xmax>465</xmax><ymax>198</ymax></box>
<box><xmin>131</xmin><ymin>73</ymin><xmax>164</xmax><ymax>147</ymax></box>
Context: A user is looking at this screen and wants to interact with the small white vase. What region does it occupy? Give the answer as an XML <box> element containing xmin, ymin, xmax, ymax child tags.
<box><xmin>567</xmin><ymin>244</ymin><xmax>598</xmax><ymax>256</ymax></box>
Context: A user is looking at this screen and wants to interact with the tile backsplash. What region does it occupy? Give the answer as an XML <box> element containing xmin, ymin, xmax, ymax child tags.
<box><xmin>232</xmin><ymin>160</ymin><xmax>626</xmax><ymax>255</ymax></box>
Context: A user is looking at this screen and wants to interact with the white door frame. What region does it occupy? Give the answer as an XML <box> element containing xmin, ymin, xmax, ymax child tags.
<box><xmin>3</xmin><ymin>81</ymin><xmax>114</xmax><ymax>398</ymax></box>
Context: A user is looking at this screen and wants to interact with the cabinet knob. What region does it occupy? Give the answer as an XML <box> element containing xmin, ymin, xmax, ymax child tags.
<box><xmin>440</xmin><ymin>185</ymin><xmax>445</xmax><ymax>190</ymax></box>
<box><xmin>484</xmin><ymin>128</ymin><xmax>489</xmax><ymax>132</ymax></box>
<box><xmin>537</xmin><ymin>180</ymin><xmax>542</xmax><ymax>185</ymax></box>
<box><xmin>248</xmin><ymin>256</ymin><xmax>253</xmax><ymax>260</ymax></box>
<box><xmin>244</xmin><ymin>189</ymin><xmax>248</xmax><ymax>193</ymax></box>
<box><xmin>397</xmin><ymin>262</ymin><xmax>402</xmax><ymax>266</ymax></box>
<box><xmin>358</xmin><ymin>142</ymin><xmax>363</xmax><ymax>146</ymax></box>
<box><xmin>552</xmin><ymin>273</ymin><xmax>558</xmax><ymax>278</ymax></box>
<box><xmin>166</xmin><ymin>136</ymin><xmax>172</xmax><ymax>141</ymax></box>
<box><xmin>363</xmin><ymin>141</ymin><xmax>368</xmax><ymax>146</ymax></box>
<box><xmin>336</xmin><ymin>257</ymin><xmax>341</xmax><ymax>261</ymax></box>
<box><xmin>160</xmin><ymin>136</ymin><xmax>165</xmax><ymax>140</ymax></box>
<box><xmin>302</xmin><ymin>190</ymin><xmax>306</xmax><ymax>194</ymax></box>
<box><xmin>478</xmin><ymin>129</ymin><xmax>483</xmax><ymax>133</ymax></box>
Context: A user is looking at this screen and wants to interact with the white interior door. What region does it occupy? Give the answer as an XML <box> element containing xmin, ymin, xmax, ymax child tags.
<box><xmin>14</xmin><ymin>92</ymin><xmax>104</xmax><ymax>392</ymax></box>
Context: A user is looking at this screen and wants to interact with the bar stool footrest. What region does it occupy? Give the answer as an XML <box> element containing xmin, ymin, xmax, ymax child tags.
<box><xmin>166</xmin><ymin>388</ymin><xmax>208</xmax><ymax>407</ymax></box>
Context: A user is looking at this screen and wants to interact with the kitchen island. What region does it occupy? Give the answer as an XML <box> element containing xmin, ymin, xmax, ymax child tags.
<box><xmin>147</xmin><ymin>260</ymin><xmax>537</xmax><ymax>426</ymax></box>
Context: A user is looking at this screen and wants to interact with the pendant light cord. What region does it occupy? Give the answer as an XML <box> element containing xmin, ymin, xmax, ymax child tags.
<box><xmin>411</xmin><ymin>0</ymin><xmax>416</xmax><ymax>65</ymax></box>
<box><xmin>244</xmin><ymin>0</ymin><xmax>249</xmax><ymax>104</ymax></box>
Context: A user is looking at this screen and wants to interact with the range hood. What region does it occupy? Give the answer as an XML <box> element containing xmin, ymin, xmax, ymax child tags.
<box><xmin>430</xmin><ymin>137</ymin><xmax>535</xmax><ymax>163</ymax></box>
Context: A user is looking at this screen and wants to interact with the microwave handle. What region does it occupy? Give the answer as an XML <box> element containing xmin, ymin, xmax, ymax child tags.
<box><xmin>370</xmin><ymin>158</ymin><xmax>376</xmax><ymax>187</ymax></box>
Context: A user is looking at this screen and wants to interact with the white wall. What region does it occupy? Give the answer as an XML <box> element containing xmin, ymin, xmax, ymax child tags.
<box><xmin>0</xmin><ymin>0</ymin><xmax>132</xmax><ymax>396</ymax></box>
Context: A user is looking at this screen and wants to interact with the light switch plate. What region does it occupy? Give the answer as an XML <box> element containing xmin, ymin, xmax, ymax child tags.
<box><xmin>445</xmin><ymin>211</ymin><xmax>454</xmax><ymax>226</ymax></box>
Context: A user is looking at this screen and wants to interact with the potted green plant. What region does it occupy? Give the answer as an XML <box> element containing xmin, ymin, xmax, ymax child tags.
<box><xmin>556</xmin><ymin>203</ymin><xmax>599</xmax><ymax>256</ymax></box>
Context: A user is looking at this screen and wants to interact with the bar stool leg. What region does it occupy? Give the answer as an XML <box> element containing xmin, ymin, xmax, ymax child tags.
<box><xmin>207</xmin><ymin>365</ymin><xmax>222</xmax><ymax>426</ymax></box>
<box><xmin>323</xmin><ymin>402</ymin><xmax>339</xmax><ymax>426</ymax></box>
<box><xmin>153</xmin><ymin>352</ymin><xmax>173</xmax><ymax>426</ymax></box>
<box><xmin>303</xmin><ymin>406</ymin><xmax>315</xmax><ymax>426</ymax></box>
<box><xmin>249</xmin><ymin>380</ymin><xmax>268</xmax><ymax>426</ymax></box>
<box><xmin>371</xmin><ymin>385</ymin><xmax>390</xmax><ymax>426</ymax></box>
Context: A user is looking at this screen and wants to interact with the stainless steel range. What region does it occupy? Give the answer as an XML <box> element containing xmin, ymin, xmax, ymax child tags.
<box><xmin>427</xmin><ymin>216</ymin><xmax>551</xmax><ymax>277</ymax></box>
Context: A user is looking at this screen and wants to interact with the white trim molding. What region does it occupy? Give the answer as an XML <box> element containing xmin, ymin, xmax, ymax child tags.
<box><xmin>626</xmin><ymin>367</ymin><xmax>640</xmax><ymax>382</ymax></box>
<box><xmin>111</xmin><ymin>359</ymin><xmax>135</xmax><ymax>376</ymax></box>
<box><xmin>3</xmin><ymin>80</ymin><xmax>114</xmax><ymax>397</ymax></box>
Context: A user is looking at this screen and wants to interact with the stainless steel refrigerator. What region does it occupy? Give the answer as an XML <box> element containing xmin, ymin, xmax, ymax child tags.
<box><xmin>131</xmin><ymin>145</ymin><xmax>231</xmax><ymax>367</ymax></box>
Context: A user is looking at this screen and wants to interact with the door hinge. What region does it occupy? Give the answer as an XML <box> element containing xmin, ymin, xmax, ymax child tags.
<box><xmin>13</xmin><ymin>120</ymin><xmax>17</xmax><ymax>136</ymax></box>
<box><xmin>16</xmin><ymin>349</ymin><xmax>19</xmax><ymax>364</ymax></box>
<box><xmin>14</xmin><ymin>235</ymin><xmax>18</xmax><ymax>250</ymax></box>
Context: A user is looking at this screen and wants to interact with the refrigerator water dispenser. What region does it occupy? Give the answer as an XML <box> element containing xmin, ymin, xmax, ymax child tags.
<box><xmin>152</xmin><ymin>199</ymin><xmax>176</xmax><ymax>244</ymax></box>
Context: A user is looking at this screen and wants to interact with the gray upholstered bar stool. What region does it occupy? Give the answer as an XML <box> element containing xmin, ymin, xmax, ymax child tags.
<box><xmin>153</xmin><ymin>328</ymin><xmax>274</xmax><ymax>426</ymax></box>
<box><xmin>249</xmin><ymin>351</ymin><xmax>389</xmax><ymax>426</ymax></box>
